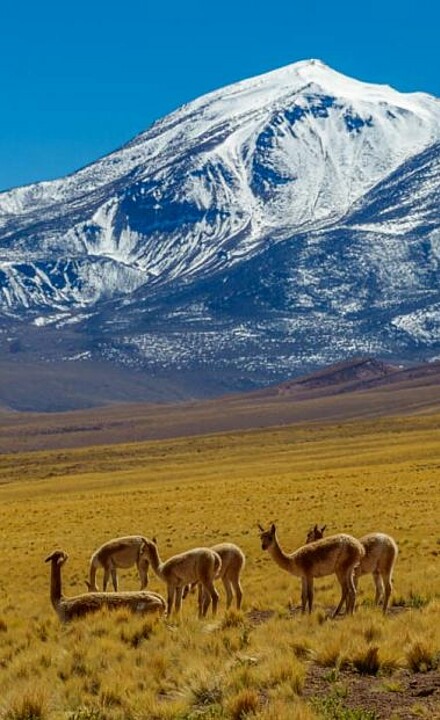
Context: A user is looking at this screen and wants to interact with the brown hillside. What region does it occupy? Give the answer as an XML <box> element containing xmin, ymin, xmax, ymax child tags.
<box><xmin>2</xmin><ymin>356</ymin><xmax>440</xmax><ymax>454</ymax></box>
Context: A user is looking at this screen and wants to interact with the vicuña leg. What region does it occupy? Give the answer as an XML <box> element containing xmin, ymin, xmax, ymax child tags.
<box><xmin>373</xmin><ymin>570</ymin><xmax>384</xmax><ymax>605</ymax></box>
<box><xmin>222</xmin><ymin>577</ymin><xmax>233</xmax><ymax>609</ymax></box>
<box><xmin>233</xmin><ymin>579</ymin><xmax>243</xmax><ymax>610</ymax></box>
<box><xmin>382</xmin><ymin>574</ymin><xmax>393</xmax><ymax>613</ymax></box>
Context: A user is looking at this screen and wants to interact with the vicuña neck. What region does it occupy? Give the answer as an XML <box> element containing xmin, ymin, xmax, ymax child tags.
<box><xmin>147</xmin><ymin>543</ymin><xmax>165</xmax><ymax>579</ymax></box>
<box><xmin>50</xmin><ymin>561</ymin><xmax>63</xmax><ymax>606</ymax></box>
<box><xmin>268</xmin><ymin>536</ymin><xmax>298</xmax><ymax>576</ymax></box>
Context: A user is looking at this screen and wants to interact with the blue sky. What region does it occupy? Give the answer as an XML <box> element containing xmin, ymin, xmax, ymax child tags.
<box><xmin>1</xmin><ymin>0</ymin><xmax>439</xmax><ymax>192</ymax></box>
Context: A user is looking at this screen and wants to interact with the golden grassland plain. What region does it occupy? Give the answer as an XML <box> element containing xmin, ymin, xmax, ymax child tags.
<box><xmin>1</xmin><ymin>414</ymin><xmax>440</xmax><ymax>719</ymax></box>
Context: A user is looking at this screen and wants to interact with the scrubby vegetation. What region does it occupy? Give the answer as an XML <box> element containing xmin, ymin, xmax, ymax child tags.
<box><xmin>1</xmin><ymin>415</ymin><xmax>440</xmax><ymax>718</ymax></box>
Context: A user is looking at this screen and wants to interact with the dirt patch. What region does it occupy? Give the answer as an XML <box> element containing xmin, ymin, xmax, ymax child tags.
<box><xmin>246</xmin><ymin>608</ymin><xmax>275</xmax><ymax>625</ymax></box>
<box><xmin>303</xmin><ymin>664</ymin><xmax>440</xmax><ymax>719</ymax></box>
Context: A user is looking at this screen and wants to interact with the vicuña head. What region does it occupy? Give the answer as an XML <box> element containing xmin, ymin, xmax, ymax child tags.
<box><xmin>306</xmin><ymin>524</ymin><xmax>326</xmax><ymax>544</ymax></box>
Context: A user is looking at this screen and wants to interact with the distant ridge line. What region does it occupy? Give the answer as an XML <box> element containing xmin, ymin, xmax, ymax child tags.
<box><xmin>2</xmin><ymin>356</ymin><xmax>440</xmax><ymax>454</ymax></box>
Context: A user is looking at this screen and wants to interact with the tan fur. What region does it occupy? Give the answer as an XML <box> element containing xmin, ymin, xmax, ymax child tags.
<box><xmin>259</xmin><ymin>523</ymin><xmax>364</xmax><ymax>616</ymax></box>
<box><xmin>306</xmin><ymin>526</ymin><xmax>398</xmax><ymax>613</ymax></box>
<box><xmin>183</xmin><ymin>542</ymin><xmax>246</xmax><ymax>610</ymax></box>
<box><xmin>140</xmin><ymin>539</ymin><xmax>222</xmax><ymax>617</ymax></box>
<box><xmin>87</xmin><ymin>535</ymin><xmax>150</xmax><ymax>592</ymax></box>
<box><xmin>45</xmin><ymin>550</ymin><xmax>166</xmax><ymax>623</ymax></box>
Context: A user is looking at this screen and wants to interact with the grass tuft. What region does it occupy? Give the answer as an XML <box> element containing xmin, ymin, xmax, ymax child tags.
<box><xmin>291</xmin><ymin>641</ymin><xmax>314</xmax><ymax>660</ymax></box>
<box><xmin>352</xmin><ymin>646</ymin><xmax>380</xmax><ymax>676</ymax></box>
<box><xmin>264</xmin><ymin>655</ymin><xmax>305</xmax><ymax>693</ymax></box>
<box><xmin>192</xmin><ymin>686</ymin><xmax>223</xmax><ymax>709</ymax></box>
<box><xmin>221</xmin><ymin>610</ymin><xmax>245</xmax><ymax>629</ymax></box>
<box><xmin>228</xmin><ymin>688</ymin><xmax>260</xmax><ymax>719</ymax></box>
<box><xmin>2</xmin><ymin>689</ymin><xmax>48</xmax><ymax>720</ymax></box>
<box><xmin>66</xmin><ymin>708</ymin><xmax>103</xmax><ymax>720</ymax></box>
<box><xmin>315</xmin><ymin>641</ymin><xmax>349</xmax><ymax>670</ymax></box>
<box><xmin>120</xmin><ymin>620</ymin><xmax>155</xmax><ymax>648</ymax></box>
<box><xmin>406</xmin><ymin>640</ymin><xmax>439</xmax><ymax>672</ymax></box>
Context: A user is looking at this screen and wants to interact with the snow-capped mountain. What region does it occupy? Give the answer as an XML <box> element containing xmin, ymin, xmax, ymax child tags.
<box><xmin>1</xmin><ymin>59</ymin><xmax>440</xmax><ymax>409</ymax></box>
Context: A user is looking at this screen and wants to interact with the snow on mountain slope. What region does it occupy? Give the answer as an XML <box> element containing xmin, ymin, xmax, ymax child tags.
<box><xmin>1</xmin><ymin>59</ymin><xmax>440</xmax><ymax>315</ymax></box>
<box><xmin>75</xmin><ymin>141</ymin><xmax>440</xmax><ymax>384</ymax></box>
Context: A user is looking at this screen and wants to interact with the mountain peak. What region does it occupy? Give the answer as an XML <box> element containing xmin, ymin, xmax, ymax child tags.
<box><xmin>255</xmin><ymin>58</ymin><xmax>434</xmax><ymax>109</ymax></box>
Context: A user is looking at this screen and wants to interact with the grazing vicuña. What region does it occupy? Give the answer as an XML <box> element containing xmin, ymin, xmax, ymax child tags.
<box><xmin>183</xmin><ymin>542</ymin><xmax>246</xmax><ymax>610</ymax></box>
<box><xmin>86</xmin><ymin>535</ymin><xmax>150</xmax><ymax>592</ymax></box>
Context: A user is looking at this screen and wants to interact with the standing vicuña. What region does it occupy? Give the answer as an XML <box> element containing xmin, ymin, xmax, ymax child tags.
<box><xmin>306</xmin><ymin>525</ymin><xmax>398</xmax><ymax>613</ymax></box>
<box><xmin>86</xmin><ymin>535</ymin><xmax>150</xmax><ymax>592</ymax></box>
<box><xmin>140</xmin><ymin>538</ymin><xmax>221</xmax><ymax>617</ymax></box>
<box><xmin>183</xmin><ymin>542</ymin><xmax>246</xmax><ymax>610</ymax></box>
<box><xmin>46</xmin><ymin>550</ymin><xmax>166</xmax><ymax>623</ymax></box>
<box><xmin>258</xmin><ymin>523</ymin><xmax>364</xmax><ymax>615</ymax></box>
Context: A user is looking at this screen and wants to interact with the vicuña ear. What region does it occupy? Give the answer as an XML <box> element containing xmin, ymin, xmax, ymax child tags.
<box><xmin>152</xmin><ymin>536</ymin><xmax>158</xmax><ymax>545</ymax></box>
<box><xmin>270</xmin><ymin>522</ymin><xmax>276</xmax><ymax>534</ymax></box>
<box><xmin>257</xmin><ymin>522</ymin><xmax>265</xmax><ymax>532</ymax></box>
<box><xmin>321</xmin><ymin>525</ymin><xmax>327</xmax><ymax>533</ymax></box>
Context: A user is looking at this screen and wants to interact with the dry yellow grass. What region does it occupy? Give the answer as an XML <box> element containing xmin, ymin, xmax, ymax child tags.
<box><xmin>1</xmin><ymin>414</ymin><xmax>440</xmax><ymax>719</ymax></box>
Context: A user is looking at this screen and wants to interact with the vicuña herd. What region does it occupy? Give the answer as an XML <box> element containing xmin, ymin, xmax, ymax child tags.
<box><xmin>45</xmin><ymin>523</ymin><xmax>398</xmax><ymax>623</ymax></box>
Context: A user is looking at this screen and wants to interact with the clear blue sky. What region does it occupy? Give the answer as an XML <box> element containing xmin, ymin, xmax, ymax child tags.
<box><xmin>1</xmin><ymin>0</ymin><xmax>439</xmax><ymax>192</ymax></box>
